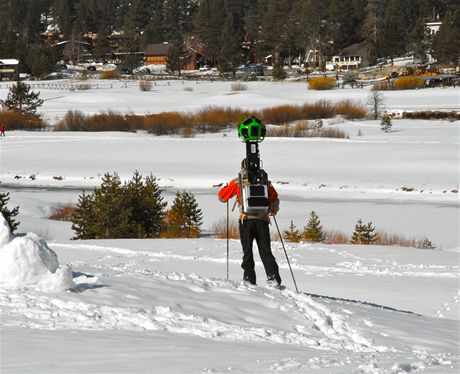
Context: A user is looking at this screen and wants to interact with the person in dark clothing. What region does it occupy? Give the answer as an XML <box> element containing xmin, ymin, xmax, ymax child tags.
<box><xmin>218</xmin><ymin>159</ymin><xmax>281</xmax><ymax>287</ymax></box>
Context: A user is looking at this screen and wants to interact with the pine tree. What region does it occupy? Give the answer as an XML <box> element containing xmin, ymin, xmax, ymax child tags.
<box><xmin>283</xmin><ymin>220</ymin><xmax>302</xmax><ymax>243</ymax></box>
<box><xmin>351</xmin><ymin>219</ymin><xmax>378</xmax><ymax>244</ymax></box>
<box><xmin>432</xmin><ymin>9</ymin><xmax>460</xmax><ymax>64</ymax></box>
<box><xmin>163</xmin><ymin>191</ymin><xmax>203</xmax><ymax>238</ymax></box>
<box><xmin>0</xmin><ymin>192</ymin><xmax>20</xmax><ymax>233</ymax></box>
<box><xmin>272</xmin><ymin>58</ymin><xmax>287</xmax><ymax>80</ymax></box>
<box><xmin>0</xmin><ymin>81</ymin><xmax>44</xmax><ymax>115</ymax></box>
<box><xmin>125</xmin><ymin>171</ymin><xmax>166</xmax><ymax>238</ymax></box>
<box><xmin>303</xmin><ymin>211</ymin><xmax>325</xmax><ymax>243</ymax></box>
<box><xmin>380</xmin><ymin>114</ymin><xmax>392</xmax><ymax>132</ymax></box>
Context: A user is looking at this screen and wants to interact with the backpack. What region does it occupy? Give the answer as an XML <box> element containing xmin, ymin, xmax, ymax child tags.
<box><xmin>238</xmin><ymin>168</ymin><xmax>270</xmax><ymax>215</ymax></box>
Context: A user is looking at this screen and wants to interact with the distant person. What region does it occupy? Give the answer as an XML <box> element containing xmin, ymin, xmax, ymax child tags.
<box><xmin>0</xmin><ymin>124</ymin><xmax>5</xmax><ymax>136</ymax></box>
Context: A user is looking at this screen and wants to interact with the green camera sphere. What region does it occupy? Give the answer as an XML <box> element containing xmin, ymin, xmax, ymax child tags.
<box><xmin>237</xmin><ymin>117</ymin><xmax>266</xmax><ymax>142</ymax></box>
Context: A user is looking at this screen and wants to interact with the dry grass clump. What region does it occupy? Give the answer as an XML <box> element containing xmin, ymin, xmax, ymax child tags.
<box><xmin>0</xmin><ymin>109</ymin><xmax>46</xmax><ymax>130</ymax></box>
<box><xmin>267</xmin><ymin>121</ymin><xmax>310</xmax><ymax>137</ymax></box>
<box><xmin>374</xmin><ymin>77</ymin><xmax>427</xmax><ymax>90</ymax></box>
<box><xmin>53</xmin><ymin>100</ymin><xmax>366</xmax><ymax>133</ymax></box>
<box><xmin>335</xmin><ymin>100</ymin><xmax>367</xmax><ymax>119</ymax></box>
<box><xmin>212</xmin><ymin>218</ymin><xmax>240</xmax><ymax>239</ymax></box>
<box><xmin>402</xmin><ymin>111</ymin><xmax>460</xmax><ymax>120</ymax></box>
<box><xmin>100</xmin><ymin>70</ymin><xmax>121</xmax><ymax>79</ymax></box>
<box><xmin>231</xmin><ymin>82</ymin><xmax>248</xmax><ymax>91</ymax></box>
<box><xmin>323</xmin><ymin>229</ymin><xmax>350</xmax><ymax>244</ymax></box>
<box><xmin>393</xmin><ymin>76</ymin><xmax>426</xmax><ymax>90</ymax></box>
<box><xmin>319</xmin><ymin>127</ymin><xmax>349</xmax><ymax>139</ymax></box>
<box><xmin>49</xmin><ymin>204</ymin><xmax>75</xmax><ymax>221</ymax></box>
<box><xmin>375</xmin><ymin>231</ymin><xmax>417</xmax><ymax>247</ymax></box>
<box><xmin>262</xmin><ymin>105</ymin><xmax>303</xmax><ymax>124</ymax></box>
<box><xmin>300</xmin><ymin>100</ymin><xmax>336</xmax><ymax>119</ymax></box>
<box><xmin>308</xmin><ymin>77</ymin><xmax>337</xmax><ymax>90</ymax></box>
<box><xmin>139</xmin><ymin>80</ymin><xmax>153</xmax><ymax>91</ymax></box>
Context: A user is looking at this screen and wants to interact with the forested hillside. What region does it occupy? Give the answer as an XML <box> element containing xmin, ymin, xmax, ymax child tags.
<box><xmin>0</xmin><ymin>0</ymin><xmax>459</xmax><ymax>75</ymax></box>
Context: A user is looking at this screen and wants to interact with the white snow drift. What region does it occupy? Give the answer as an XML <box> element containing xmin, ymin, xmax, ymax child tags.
<box><xmin>0</xmin><ymin>213</ymin><xmax>73</xmax><ymax>291</ymax></box>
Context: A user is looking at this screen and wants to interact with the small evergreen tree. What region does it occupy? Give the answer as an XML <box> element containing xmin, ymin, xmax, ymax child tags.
<box><xmin>419</xmin><ymin>237</ymin><xmax>435</xmax><ymax>249</ymax></box>
<box><xmin>125</xmin><ymin>171</ymin><xmax>166</xmax><ymax>238</ymax></box>
<box><xmin>272</xmin><ymin>58</ymin><xmax>287</xmax><ymax>80</ymax></box>
<box><xmin>0</xmin><ymin>81</ymin><xmax>44</xmax><ymax>115</ymax></box>
<box><xmin>0</xmin><ymin>192</ymin><xmax>20</xmax><ymax>233</ymax></box>
<box><xmin>303</xmin><ymin>211</ymin><xmax>325</xmax><ymax>242</ymax></box>
<box><xmin>163</xmin><ymin>191</ymin><xmax>203</xmax><ymax>238</ymax></box>
<box><xmin>71</xmin><ymin>172</ymin><xmax>166</xmax><ymax>239</ymax></box>
<box><xmin>380</xmin><ymin>114</ymin><xmax>392</xmax><ymax>132</ymax></box>
<box><xmin>283</xmin><ymin>220</ymin><xmax>302</xmax><ymax>243</ymax></box>
<box><xmin>351</xmin><ymin>219</ymin><xmax>378</xmax><ymax>244</ymax></box>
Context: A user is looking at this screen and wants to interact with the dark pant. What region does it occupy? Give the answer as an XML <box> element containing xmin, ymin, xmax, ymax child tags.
<box><xmin>239</xmin><ymin>218</ymin><xmax>281</xmax><ymax>285</ymax></box>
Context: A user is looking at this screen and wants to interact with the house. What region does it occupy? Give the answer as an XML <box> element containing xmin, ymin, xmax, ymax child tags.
<box><xmin>144</xmin><ymin>43</ymin><xmax>172</xmax><ymax>65</ymax></box>
<box><xmin>144</xmin><ymin>42</ymin><xmax>200</xmax><ymax>70</ymax></box>
<box><xmin>326</xmin><ymin>55</ymin><xmax>362</xmax><ymax>71</ymax></box>
<box><xmin>426</xmin><ymin>22</ymin><xmax>442</xmax><ymax>36</ymax></box>
<box><xmin>0</xmin><ymin>59</ymin><xmax>19</xmax><ymax>81</ymax></box>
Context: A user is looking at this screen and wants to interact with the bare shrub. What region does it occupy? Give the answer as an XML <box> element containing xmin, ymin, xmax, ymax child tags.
<box><xmin>0</xmin><ymin>109</ymin><xmax>45</xmax><ymax>130</ymax></box>
<box><xmin>266</xmin><ymin>124</ymin><xmax>292</xmax><ymax>137</ymax></box>
<box><xmin>183</xmin><ymin>86</ymin><xmax>194</xmax><ymax>92</ymax></box>
<box><xmin>100</xmin><ymin>70</ymin><xmax>121</xmax><ymax>79</ymax></box>
<box><xmin>320</xmin><ymin>127</ymin><xmax>349</xmax><ymax>138</ymax></box>
<box><xmin>401</xmin><ymin>111</ymin><xmax>460</xmax><ymax>120</ymax></box>
<box><xmin>262</xmin><ymin>105</ymin><xmax>303</xmax><ymax>124</ymax></box>
<box><xmin>373</xmin><ymin>81</ymin><xmax>392</xmax><ymax>91</ymax></box>
<box><xmin>301</xmin><ymin>100</ymin><xmax>335</xmax><ymax>119</ymax></box>
<box><xmin>308</xmin><ymin>77</ymin><xmax>337</xmax><ymax>90</ymax></box>
<box><xmin>212</xmin><ymin>217</ymin><xmax>240</xmax><ymax>239</ymax></box>
<box><xmin>55</xmin><ymin>110</ymin><xmax>86</xmax><ymax>131</ymax></box>
<box><xmin>375</xmin><ymin>231</ymin><xmax>418</xmax><ymax>247</ymax></box>
<box><xmin>49</xmin><ymin>204</ymin><xmax>75</xmax><ymax>221</ymax></box>
<box><xmin>335</xmin><ymin>100</ymin><xmax>367</xmax><ymax>119</ymax></box>
<box><xmin>231</xmin><ymin>82</ymin><xmax>248</xmax><ymax>91</ymax></box>
<box><xmin>181</xmin><ymin>127</ymin><xmax>195</xmax><ymax>138</ymax></box>
<box><xmin>323</xmin><ymin>229</ymin><xmax>350</xmax><ymax>244</ymax></box>
<box><xmin>139</xmin><ymin>80</ymin><xmax>152</xmax><ymax>91</ymax></box>
<box><xmin>393</xmin><ymin>77</ymin><xmax>426</xmax><ymax>90</ymax></box>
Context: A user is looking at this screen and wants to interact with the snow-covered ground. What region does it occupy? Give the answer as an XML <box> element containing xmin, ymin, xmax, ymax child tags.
<box><xmin>0</xmin><ymin>80</ymin><xmax>459</xmax><ymax>373</ymax></box>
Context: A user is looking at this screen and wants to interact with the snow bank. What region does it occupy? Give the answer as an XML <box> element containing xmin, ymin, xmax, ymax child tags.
<box><xmin>0</xmin><ymin>214</ymin><xmax>73</xmax><ymax>291</ymax></box>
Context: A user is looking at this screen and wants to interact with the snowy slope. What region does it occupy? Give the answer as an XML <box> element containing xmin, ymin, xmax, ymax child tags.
<box><xmin>1</xmin><ymin>220</ymin><xmax>458</xmax><ymax>373</ymax></box>
<box><xmin>0</xmin><ymin>80</ymin><xmax>459</xmax><ymax>373</ymax></box>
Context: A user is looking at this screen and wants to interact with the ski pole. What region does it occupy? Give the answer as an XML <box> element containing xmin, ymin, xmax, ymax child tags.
<box><xmin>226</xmin><ymin>199</ymin><xmax>229</xmax><ymax>280</ymax></box>
<box><xmin>272</xmin><ymin>215</ymin><xmax>299</xmax><ymax>293</ymax></box>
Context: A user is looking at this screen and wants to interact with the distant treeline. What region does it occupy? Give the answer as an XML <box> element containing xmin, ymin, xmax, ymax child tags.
<box><xmin>0</xmin><ymin>0</ymin><xmax>459</xmax><ymax>77</ymax></box>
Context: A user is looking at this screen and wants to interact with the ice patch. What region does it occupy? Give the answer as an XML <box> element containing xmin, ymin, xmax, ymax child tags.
<box><xmin>0</xmin><ymin>213</ymin><xmax>73</xmax><ymax>291</ymax></box>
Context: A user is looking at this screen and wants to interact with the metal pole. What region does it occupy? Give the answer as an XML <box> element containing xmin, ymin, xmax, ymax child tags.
<box><xmin>226</xmin><ymin>199</ymin><xmax>229</xmax><ymax>280</ymax></box>
<box><xmin>273</xmin><ymin>215</ymin><xmax>299</xmax><ymax>293</ymax></box>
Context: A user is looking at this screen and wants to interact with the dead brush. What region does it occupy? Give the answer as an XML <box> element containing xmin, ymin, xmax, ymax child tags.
<box><xmin>335</xmin><ymin>100</ymin><xmax>367</xmax><ymax>119</ymax></box>
<box><xmin>261</xmin><ymin>105</ymin><xmax>303</xmax><ymax>125</ymax></box>
<box><xmin>308</xmin><ymin>77</ymin><xmax>337</xmax><ymax>90</ymax></box>
<box><xmin>230</xmin><ymin>82</ymin><xmax>248</xmax><ymax>91</ymax></box>
<box><xmin>393</xmin><ymin>76</ymin><xmax>426</xmax><ymax>90</ymax></box>
<box><xmin>323</xmin><ymin>229</ymin><xmax>350</xmax><ymax>244</ymax></box>
<box><xmin>49</xmin><ymin>204</ymin><xmax>75</xmax><ymax>221</ymax></box>
<box><xmin>139</xmin><ymin>80</ymin><xmax>153</xmax><ymax>91</ymax></box>
<box><xmin>319</xmin><ymin>127</ymin><xmax>349</xmax><ymax>139</ymax></box>
<box><xmin>375</xmin><ymin>231</ymin><xmax>418</xmax><ymax>247</ymax></box>
<box><xmin>212</xmin><ymin>217</ymin><xmax>240</xmax><ymax>239</ymax></box>
<box><xmin>0</xmin><ymin>109</ymin><xmax>46</xmax><ymax>130</ymax></box>
<box><xmin>99</xmin><ymin>70</ymin><xmax>121</xmax><ymax>79</ymax></box>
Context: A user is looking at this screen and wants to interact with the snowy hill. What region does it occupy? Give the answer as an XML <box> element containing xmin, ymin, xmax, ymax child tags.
<box><xmin>0</xmin><ymin>216</ymin><xmax>458</xmax><ymax>373</ymax></box>
<box><xmin>0</xmin><ymin>80</ymin><xmax>459</xmax><ymax>373</ymax></box>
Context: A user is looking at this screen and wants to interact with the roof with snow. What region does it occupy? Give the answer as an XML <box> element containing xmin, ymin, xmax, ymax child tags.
<box><xmin>0</xmin><ymin>59</ymin><xmax>19</xmax><ymax>65</ymax></box>
<box><xmin>145</xmin><ymin>43</ymin><xmax>172</xmax><ymax>56</ymax></box>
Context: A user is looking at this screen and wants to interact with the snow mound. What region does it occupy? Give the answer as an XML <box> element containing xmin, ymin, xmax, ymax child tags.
<box><xmin>0</xmin><ymin>214</ymin><xmax>73</xmax><ymax>291</ymax></box>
